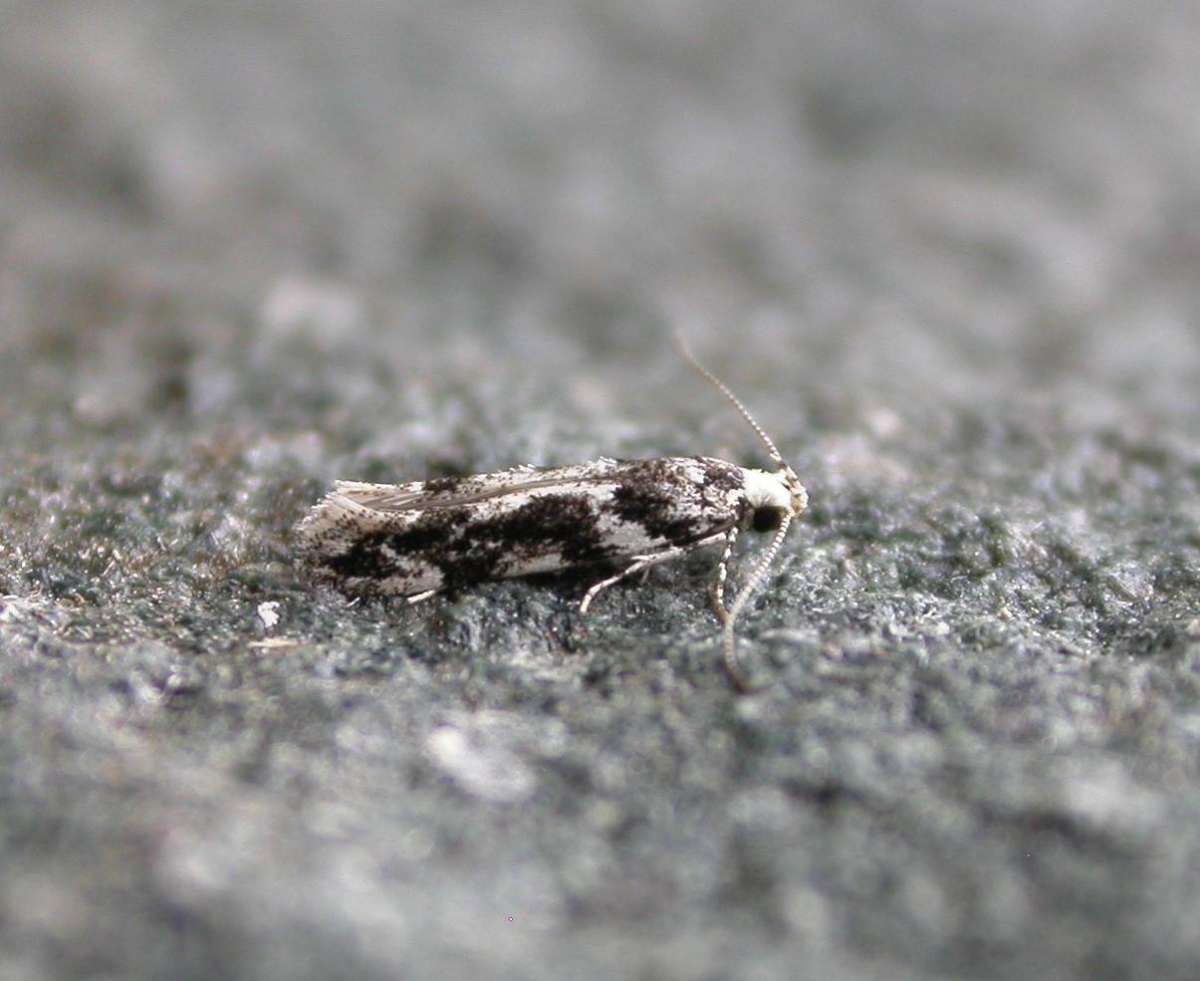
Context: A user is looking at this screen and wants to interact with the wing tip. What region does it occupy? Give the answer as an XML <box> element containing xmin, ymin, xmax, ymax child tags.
<box><xmin>294</xmin><ymin>486</ymin><xmax>377</xmax><ymax>551</ymax></box>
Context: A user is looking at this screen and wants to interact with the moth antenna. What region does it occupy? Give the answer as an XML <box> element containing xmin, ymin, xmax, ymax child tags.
<box><xmin>723</xmin><ymin>510</ymin><xmax>793</xmax><ymax>690</ymax></box>
<box><xmin>672</xmin><ymin>328</ymin><xmax>785</xmax><ymax>469</ymax></box>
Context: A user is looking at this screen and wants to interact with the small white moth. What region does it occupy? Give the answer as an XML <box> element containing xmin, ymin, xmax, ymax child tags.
<box><xmin>296</xmin><ymin>332</ymin><xmax>807</xmax><ymax>689</ymax></box>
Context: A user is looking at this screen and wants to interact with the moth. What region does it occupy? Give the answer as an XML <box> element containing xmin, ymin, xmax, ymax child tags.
<box><xmin>296</xmin><ymin>333</ymin><xmax>807</xmax><ymax>689</ymax></box>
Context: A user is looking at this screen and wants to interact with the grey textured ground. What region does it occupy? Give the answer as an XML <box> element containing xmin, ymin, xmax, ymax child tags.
<box><xmin>3</xmin><ymin>3</ymin><xmax>1200</xmax><ymax>979</ymax></box>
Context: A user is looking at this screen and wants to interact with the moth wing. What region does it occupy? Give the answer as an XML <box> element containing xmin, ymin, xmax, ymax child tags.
<box><xmin>328</xmin><ymin>479</ymin><xmax>439</xmax><ymax>510</ymax></box>
<box><xmin>329</xmin><ymin>459</ymin><xmax>627</xmax><ymax>513</ymax></box>
<box><xmin>296</xmin><ymin>455</ymin><xmax>749</xmax><ymax>600</ymax></box>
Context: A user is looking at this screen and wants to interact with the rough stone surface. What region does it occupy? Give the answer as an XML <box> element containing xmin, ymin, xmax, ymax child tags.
<box><xmin>3</xmin><ymin>3</ymin><xmax>1200</xmax><ymax>979</ymax></box>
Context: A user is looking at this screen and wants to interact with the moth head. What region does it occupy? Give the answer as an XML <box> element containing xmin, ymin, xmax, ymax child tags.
<box><xmin>743</xmin><ymin>466</ymin><xmax>808</xmax><ymax>533</ymax></box>
<box><xmin>672</xmin><ymin>326</ymin><xmax>808</xmax><ymax>690</ymax></box>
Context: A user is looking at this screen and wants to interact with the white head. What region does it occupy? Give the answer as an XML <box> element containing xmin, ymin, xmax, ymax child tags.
<box><xmin>742</xmin><ymin>466</ymin><xmax>809</xmax><ymax>528</ymax></box>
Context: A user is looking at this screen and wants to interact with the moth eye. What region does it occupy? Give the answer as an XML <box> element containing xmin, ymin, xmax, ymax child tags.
<box><xmin>751</xmin><ymin>506</ymin><xmax>784</xmax><ymax>533</ymax></box>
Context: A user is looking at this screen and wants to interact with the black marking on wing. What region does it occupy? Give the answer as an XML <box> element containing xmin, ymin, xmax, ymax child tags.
<box><xmin>437</xmin><ymin>492</ymin><xmax>611</xmax><ymax>588</ymax></box>
<box><xmin>321</xmin><ymin>493</ymin><xmax>612</xmax><ymax>590</ymax></box>
<box><xmin>610</xmin><ymin>458</ymin><xmax>743</xmax><ymax>544</ymax></box>
<box><xmin>320</xmin><ymin>505</ymin><xmax>471</xmax><ymax>582</ymax></box>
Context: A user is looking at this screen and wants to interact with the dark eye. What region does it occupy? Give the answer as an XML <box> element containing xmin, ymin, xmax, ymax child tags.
<box><xmin>751</xmin><ymin>507</ymin><xmax>784</xmax><ymax>532</ymax></box>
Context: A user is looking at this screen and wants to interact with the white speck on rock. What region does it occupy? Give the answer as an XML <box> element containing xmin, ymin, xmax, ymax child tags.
<box><xmin>257</xmin><ymin>601</ymin><xmax>281</xmax><ymax>630</ymax></box>
<box><xmin>425</xmin><ymin>714</ymin><xmax>538</xmax><ymax>804</ymax></box>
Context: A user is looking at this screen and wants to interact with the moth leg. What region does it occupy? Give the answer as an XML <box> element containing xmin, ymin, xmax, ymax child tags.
<box><xmin>711</xmin><ymin>525</ymin><xmax>739</xmax><ymax>625</ymax></box>
<box><xmin>579</xmin><ymin>531</ymin><xmax>729</xmax><ymax>616</ymax></box>
<box><xmin>406</xmin><ymin>589</ymin><xmax>439</xmax><ymax>605</ymax></box>
<box><xmin>579</xmin><ymin>555</ymin><xmax>669</xmax><ymax>615</ymax></box>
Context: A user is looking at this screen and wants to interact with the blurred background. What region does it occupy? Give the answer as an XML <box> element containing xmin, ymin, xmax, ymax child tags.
<box><xmin>4</xmin><ymin>0</ymin><xmax>1198</xmax><ymax>430</ymax></box>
